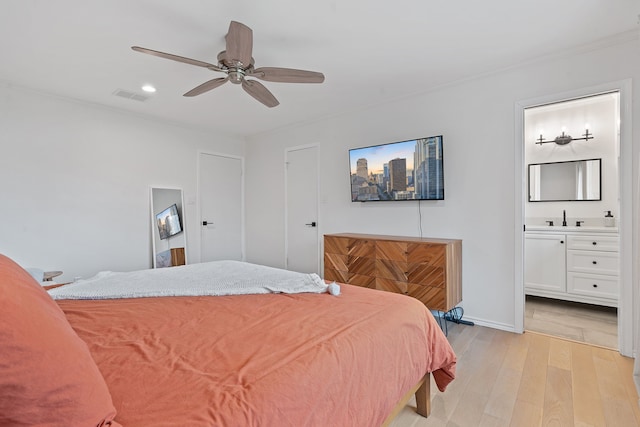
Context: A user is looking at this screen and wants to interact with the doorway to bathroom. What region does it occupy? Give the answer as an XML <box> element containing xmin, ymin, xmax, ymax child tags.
<box><xmin>522</xmin><ymin>91</ymin><xmax>620</xmax><ymax>349</ymax></box>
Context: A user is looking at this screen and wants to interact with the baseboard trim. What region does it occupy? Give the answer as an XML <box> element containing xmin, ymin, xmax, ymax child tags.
<box><xmin>461</xmin><ymin>316</ymin><xmax>517</xmax><ymax>333</ymax></box>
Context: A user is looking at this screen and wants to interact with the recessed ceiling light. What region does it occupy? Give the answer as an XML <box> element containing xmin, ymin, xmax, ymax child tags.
<box><xmin>141</xmin><ymin>85</ymin><xmax>156</xmax><ymax>93</ymax></box>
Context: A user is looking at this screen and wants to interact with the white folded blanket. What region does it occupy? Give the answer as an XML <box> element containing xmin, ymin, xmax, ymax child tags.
<box><xmin>49</xmin><ymin>260</ymin><xmax>336</xmax><ymax>300</ymax></box>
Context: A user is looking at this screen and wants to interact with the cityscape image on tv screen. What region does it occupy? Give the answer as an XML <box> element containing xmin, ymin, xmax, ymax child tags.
<box><xmin>349</xmin><ymin>136</ymin><xmax>444</xmax><ymax>202</ymax></box>
<box><xmin>156</xmin><ymin>204</ymin><xmax>183</xmax><ymax>240</ymax></box>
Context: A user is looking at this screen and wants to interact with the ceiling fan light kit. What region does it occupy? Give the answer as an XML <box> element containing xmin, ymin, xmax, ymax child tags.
<box><xmin>132</xmin><ymin>21</ymin><xmax>324</xmax><ymax>107</ymax></box>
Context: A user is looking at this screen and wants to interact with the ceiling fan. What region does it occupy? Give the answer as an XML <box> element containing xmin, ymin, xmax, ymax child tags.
<box><xmin>132</xmin><ymin>21</ymin><xmax>325</xmax><ymax>108</ymax></box>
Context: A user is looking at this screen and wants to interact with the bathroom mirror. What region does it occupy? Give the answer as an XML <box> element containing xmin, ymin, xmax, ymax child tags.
<box><xmin>528</xmin><ymin>158</ymin><xmax>601</xmax><ymax>202</ymax></box>
<box><xmin>150</xmin><ymin>187</ymin><xmax>187</xmax><ymax>268</ymax></box>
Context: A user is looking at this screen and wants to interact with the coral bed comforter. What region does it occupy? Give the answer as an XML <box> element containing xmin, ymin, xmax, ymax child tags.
<box><xmin>57</xmin><ymin>283</ymin><xmax>456</xmax><ymax>426</ymax></box>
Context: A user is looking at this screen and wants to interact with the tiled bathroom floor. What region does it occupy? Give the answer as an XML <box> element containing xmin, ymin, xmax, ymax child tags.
<box><xmin>525</xmin><ymin>295</ymin><xmax>617</xmax><ymax>349</ymax></box>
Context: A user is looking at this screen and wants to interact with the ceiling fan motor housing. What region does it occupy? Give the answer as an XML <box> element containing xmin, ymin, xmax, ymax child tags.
<box><xmin>227</xmin><ymin>68</ymin><xmax>246</xmax><ymax>84</ymax></box>
<box><xmin>217</xmin><ymin>50</ymin><xmax>253</xmax><ymax>83</ymax></box>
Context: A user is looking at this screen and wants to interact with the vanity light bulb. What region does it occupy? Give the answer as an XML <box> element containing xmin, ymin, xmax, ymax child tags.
<box><xmin>561</xmin><ymin>126</ymin><xmax>567</xmax><ymax>133</ymax></box>
<box><xmin>142</xmin><ymin>85</ymin><xmax>157</xmax><ymax>93</ymax></box>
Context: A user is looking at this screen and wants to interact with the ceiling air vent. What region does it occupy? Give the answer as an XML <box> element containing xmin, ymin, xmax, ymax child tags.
<box><xmin>112</xmin><ymin>89</ymin><xmax>150</xmax><ymax>102</ymax></box>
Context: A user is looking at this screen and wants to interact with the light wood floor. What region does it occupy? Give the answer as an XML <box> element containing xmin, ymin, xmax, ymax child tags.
<box><xmin>389</xmin><ymin>323</ymin><xmax>640</xmax><ymax>427</ymax></box>
<box><xmin>525</xmin><ymin>295</ymin><xmax>617</xmax><ymax>349</ymax></box>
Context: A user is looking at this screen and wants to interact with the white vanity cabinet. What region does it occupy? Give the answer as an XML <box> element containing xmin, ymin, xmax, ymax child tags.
<box><xmin>524</xmin><ymin>233</ymin><xmax>566</xmax><ymax>293</ymax></box>
<box><xmin>525</xmin><ymin>230</ymin><xmax>619</xmax><ymax>307</ymax></box>
<box><xmin>566</xmin><ymin>235</ymin><xmax>619</xmax><ymax>304</ymax></box>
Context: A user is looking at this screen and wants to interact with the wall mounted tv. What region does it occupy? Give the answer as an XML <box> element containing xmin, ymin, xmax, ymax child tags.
<box><xmin>349</xmin><ymin>135</ymin><xmax>444</xmax><ymax>202</ymax></box>
<box><xmin>156</xmin><ymin>204</ymin><xmax>183</xmax><ymax>240</ymax></box>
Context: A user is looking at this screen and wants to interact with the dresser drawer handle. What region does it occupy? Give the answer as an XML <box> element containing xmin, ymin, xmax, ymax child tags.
<box><xmin>592</xmin><ymin>241</ymin><xmax>597</xmax><ymax>245</ymax></box>
<box><xmin>593</xmin><ymin>284</ymin><xmax>598</xmax><ymax>288</ymax></box>
<box><xmin>592</xmin><ymin>261</ymin><xmax>597</xmax><ymax>265</ymax></box>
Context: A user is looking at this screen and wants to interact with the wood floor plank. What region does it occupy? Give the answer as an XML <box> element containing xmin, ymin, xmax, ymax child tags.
<box><xmin>502</xmin><ymin>331</ymin><xmax>531</xmax><ymax>371</ymax></box>
<box><xmin>479</xmin><ymin>413</ymin><xmax>508</xmax><ymax>427</ymax></box>
<box><xmin>516</xmin><ymin>332</ymin><xmax>549</xmax><ymax>408</ymax></box>
<box><xmin>571</xmin><ymin>341</ymin><xmax>607</xmax><ymax>426</ymax></box>
<box><xmin>443</xmin><ymin>327</ymin><xmax>498</xmax><ymax>423</ymax></box>
<box><xmin>593</xmin><ymin>347</ymin><xmax>639</xmax><ymax>426</ymax></box>
<box><xmin>548</xmin><ymin>337</ymin><xmax>572</xmax><ymax>370</ymax></box>
<box><xmin>613</xmin><ymin>352</ymin><xmax>640</xmax><ymax>425</ymax></box>
<box><xmin>468</xmin><ymin>330</ymin><xmax>510</xmax><ymax>392</ymax></box>
<box><xmin>509</xmin><ymin>400</ymin><xmax>542</xmax><ymax>427</ymax></box>
<box><xmin>600</xmin><ymin>398</ymin><xmax>638</xmax><ymax>427</ymax></box>
<box><xmin>483</xmin><ymin>367</ymin><xmax>522</xmax><ymax>423</ymax></box>
<box><xmin>542</xmin><ymin>366</ymin><xmax>574</xmax><ymax>426</ymax></box>
<box><xmin>484</xmin><ymin>333</ymin><xmax>530</xmax><ymax>422</ymax></box>
<box><xmin>448</xmin><ymin>389</ymin><xmax>493</xmax><ymax>426</ymax></box>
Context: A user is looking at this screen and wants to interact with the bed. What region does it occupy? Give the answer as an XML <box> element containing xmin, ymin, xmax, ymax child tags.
<box><xmin>0</xmin><ymin>254</ymin><xmax>456</xmax><ymax>426</ymax></box>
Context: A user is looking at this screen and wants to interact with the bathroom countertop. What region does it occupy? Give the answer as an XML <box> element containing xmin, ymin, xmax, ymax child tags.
<box><xmin>525</xmin><ymin>225</ymin><xmax>619</xmax><ymax>233</ymax></box>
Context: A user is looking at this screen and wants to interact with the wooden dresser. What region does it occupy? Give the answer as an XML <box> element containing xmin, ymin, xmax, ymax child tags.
<box><xmin>324</xmin><ymin>233</ymin><xmax>462</xmax><ymax>312</ymax></box>
<box><xmin>170</xmin><ymin>247</ymin><xmax>186</xmax><ymax>266</ymax></box>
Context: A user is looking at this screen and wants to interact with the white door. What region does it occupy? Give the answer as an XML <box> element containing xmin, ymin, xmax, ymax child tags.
<box><xmin>285</xmin><ymin>145</ymin><xmax>319</xmax><ymax>273</ymax></box>
<box><xmin>199</xmin><ymin>153</ymin><xmax>243</xmax><ymax>262</ymax></box>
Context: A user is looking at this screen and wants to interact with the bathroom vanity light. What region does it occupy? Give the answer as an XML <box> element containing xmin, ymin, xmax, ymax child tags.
<box><xmin>536</xmin><ymin>124</ymin><xmax>593</xmax><ymax>145</ymax></box>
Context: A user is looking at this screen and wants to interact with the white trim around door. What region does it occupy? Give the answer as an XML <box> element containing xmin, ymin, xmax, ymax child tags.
<box><xmin>284</xmin><ymin>143</ymin><xmax>320</xmax><ymax>273</ymax></box>
<box><xmin>196</xmin><ymin>150</ymin><xmax>246</xmax><ymax>263</ymax></box>
<box><xmin>514</xmin><ymin>79</ymin><xmax>633</xmax><ymax>357</ymax></box>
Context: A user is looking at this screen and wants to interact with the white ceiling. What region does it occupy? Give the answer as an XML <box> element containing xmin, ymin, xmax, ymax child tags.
<box><xmin>1</xmin><ymin>1</ymin><xmax>638</xmax><ymax>138</ymax></box>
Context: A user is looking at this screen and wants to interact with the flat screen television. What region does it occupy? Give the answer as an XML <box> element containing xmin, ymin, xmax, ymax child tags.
<box><xmin>349</xmin><ymin>135</ymin><xmax>444</xmax><ymax>202</ymax></box>
<box><xmin>156</xmin><ymin>204</ymin><xmax>183</xmax><ymax>240</ymax></box>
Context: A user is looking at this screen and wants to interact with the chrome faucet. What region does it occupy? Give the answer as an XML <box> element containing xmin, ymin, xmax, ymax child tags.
<box><xmin>562</xmin><ymin>210</ymin><xmax>567</xmax><ymax>227</ymax></box>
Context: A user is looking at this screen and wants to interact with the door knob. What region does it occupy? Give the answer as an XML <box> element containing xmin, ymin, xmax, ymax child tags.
<box><xmin>202</xmin><ymin>220</ymin><xmax>210</xmax><ymax>226</ymax></box>
<box><xmin>305</xmin><ymin>221</ymin><xmax>317</xmax><ymax>227</ymax></box>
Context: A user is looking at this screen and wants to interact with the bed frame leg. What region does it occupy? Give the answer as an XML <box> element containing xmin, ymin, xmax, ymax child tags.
<box><xmin>380</xmin><ymin>373</ymin><xmax>432</xmax><ymax>426</ymax></box>
<box><xmin>415</xmin><ymin>373</ymin><xmax>431</xmax><ymax>417</ymax></box>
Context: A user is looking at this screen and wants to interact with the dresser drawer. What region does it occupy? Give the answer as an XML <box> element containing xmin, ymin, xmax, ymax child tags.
<box><xmin>567</xmin><ymin>250</ymin><xmax>619</xmax><ymax>276</ymax></box>
<box><xmin>324</xmin><ymin>236</ymin><xmax>349</xmax><ymax>255</ymax></box>
<box><xmin>347</xmin><ymin>256</ymin><xmax>376</xmax><ymax>276</ymax></box>
<box><xmin>567</xmin><ymin>272</ymin><xmax>618</xmax><ymax>300</ymax></box>
<box><xmin>348</xmin><ymin>239</ymin><xmax>375</xmax><ymax>258</ymax></box>
<box><xmin>324</xmin><ymin>253</ymin><xmax>348</xmax><ymax>272</ymax></box>
<box><xmin>375</xmin><ymin>240</ymin><xmax>407</xmax><ymax>261</ymax></box>
<box><xmin>376</xmin><ymin>259</ymin><xmax>408</xmax><ymax>282</ymax></box>
<box><xmin>324</xmin><ymin>268</ymin><xmax>348</xmax><ymax>283</ymax></box>
<box><xmin>566</xmin><ymin>235</ymin><xmax>618</xmax><ymax>252</ymax></box>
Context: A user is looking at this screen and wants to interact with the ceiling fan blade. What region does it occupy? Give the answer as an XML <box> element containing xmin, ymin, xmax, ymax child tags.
<box><xmin>241</xmin><ymin>80</ymin><xmax>279</xmax><ymax>108</ymax></box>
<box><xmin>183</xmin><ymin>77</ymin><xmax>229</xmax><ymax>97</ymax></box>
<box><xmin>249</xmin><ymin>67</ymin><xmax>325</xmax><ymax>83</ymax></box>
<box><xmin>131</xmin><ymin>46</ymin><xmax>220</xmax><ymax>70</ymax></box>
<box><xmin>225</xmin><ymin>21</ymin><xmax>253</xmax><ymax>67</ymax></box>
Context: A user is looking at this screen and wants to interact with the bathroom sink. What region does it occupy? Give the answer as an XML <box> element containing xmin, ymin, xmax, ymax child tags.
<box><xmin>525</xmin><ymin>225</ymin><xmax>618</xmax><ymax>233</ymax></box>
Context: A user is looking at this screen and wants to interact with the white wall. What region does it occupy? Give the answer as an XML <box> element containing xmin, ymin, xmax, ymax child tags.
<box><xmin>245</xmin><ymin>35</ymin><xmax>640</xmax><ymax>331</ymax></box>
<box><xmin>0</xmin><ymin>84</ymin><xmax>244</xmax><ymax>282</ymax></box>
<box><xmin>524</xmin><ymin>93</ymin><xmax>619</xmax><ymax>226</ymax></box>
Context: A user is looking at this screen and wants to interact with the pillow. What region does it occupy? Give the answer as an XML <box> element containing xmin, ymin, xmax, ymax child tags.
<box><xmin>0</xmin><ymin>254</ymin><xmax>118</xmax><ymax>427</ymax></box>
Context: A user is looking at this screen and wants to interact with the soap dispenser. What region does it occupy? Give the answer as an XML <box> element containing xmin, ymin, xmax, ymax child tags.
<box><xmin>604</xmin><ymin>210</ymin><xmax>615</xmax><ymax>227</ymax></box>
